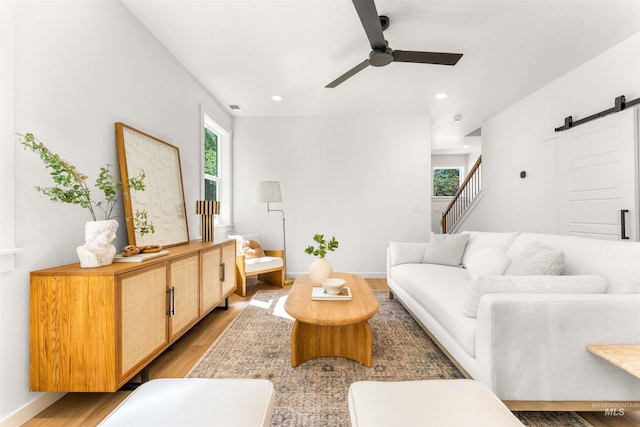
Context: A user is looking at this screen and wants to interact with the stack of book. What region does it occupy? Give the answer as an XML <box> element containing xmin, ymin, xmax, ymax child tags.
<box><xmin>311</xmin><ymin>286</ymin><xmax>352</xmax><ymax>301</ymax></box>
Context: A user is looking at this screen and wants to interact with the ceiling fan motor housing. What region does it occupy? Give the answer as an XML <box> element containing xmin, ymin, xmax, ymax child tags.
<box><xmin>369</xmin><ymin>47</ymin><xmax>394</xmax><ymax>66</ymax></box>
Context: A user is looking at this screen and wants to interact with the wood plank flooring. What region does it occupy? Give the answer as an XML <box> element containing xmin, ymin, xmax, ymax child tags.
<box><xmin>23</xmin><ymin>278</ymin><xmax>638</xmax><ymax>427</ymax></box>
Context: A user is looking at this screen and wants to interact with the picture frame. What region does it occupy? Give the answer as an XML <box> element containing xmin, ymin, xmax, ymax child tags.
<box><xmin>115</xmin><ymin>122</ymin><xmax>189</xmax><ymax>247</ymax></box>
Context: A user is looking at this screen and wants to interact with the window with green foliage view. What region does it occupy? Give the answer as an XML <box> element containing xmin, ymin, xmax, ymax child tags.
<box><xmin>202</xmin><ymin>111</ymin><xmax>230</xmax><ymax>226</ymax></box>
<box><xmin>433</xmin><ymin>168</ymin><xmax>461</xmax><ymax>197</ymax></box>
<box><xmin>204</xmin><ymin>127</ymin><xmax>218</xmax><ymax>201</ymax></box>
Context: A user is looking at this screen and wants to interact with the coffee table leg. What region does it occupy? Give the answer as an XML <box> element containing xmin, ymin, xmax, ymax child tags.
<box><xmin>290</xmin><ymin>320</ymin><xmax>372</xmax><ymax>367</ymax></box>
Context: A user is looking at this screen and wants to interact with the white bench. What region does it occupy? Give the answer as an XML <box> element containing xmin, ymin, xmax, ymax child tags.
<box><xmin>348</xmin><ymin>379</ymin><xmax>523</xmax><ymax>426</ymax></box>
<box><xmin>98</xmin><ymin>379</ymin><xmax>275</xmax><ymax>427</ymax></box>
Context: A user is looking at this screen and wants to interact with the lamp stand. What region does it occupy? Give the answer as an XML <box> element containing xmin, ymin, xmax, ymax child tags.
<box><xmin>266</xmin><ymin>202</ymin><xmax>294</xmax><ymax>285</ymax></box>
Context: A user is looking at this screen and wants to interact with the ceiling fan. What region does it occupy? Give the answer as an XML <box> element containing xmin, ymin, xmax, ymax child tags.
<box><xmin>326</xmin><ymin>0</ymin><xmax>463</xmax><ymax>88</ymax></box>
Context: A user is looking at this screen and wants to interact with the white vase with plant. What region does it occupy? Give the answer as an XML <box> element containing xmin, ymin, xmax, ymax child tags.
<box><xmin>20</xmin><ymin>133</ymin><xmax>154</xmax><ymax>268</ymax></box>
<box><xmin>304</xmin><ymin>233</ymin><xmax>339</xmax><ymax>286</ymax></box>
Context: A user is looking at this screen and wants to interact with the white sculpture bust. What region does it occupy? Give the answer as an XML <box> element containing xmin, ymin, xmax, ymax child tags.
<box><xmin>77</xmin><ymin>220</ymin><xmax>118</xmax><ymax>268</ymax></box>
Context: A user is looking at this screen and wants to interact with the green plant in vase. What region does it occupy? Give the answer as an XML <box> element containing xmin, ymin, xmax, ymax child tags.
<box><xmin>304</xmin><ymin>234</ymin><xmax>339</xmax><ymax>258</ymax></box>
<box><xmin>305</xmin><ymin>233</ymin><xmax>339</xmax><ymax>285</ymax></box>
<box><xmin>19</xmin><ymin>132</ymin><xmax>154</xmax><ymax>267</ymax></box>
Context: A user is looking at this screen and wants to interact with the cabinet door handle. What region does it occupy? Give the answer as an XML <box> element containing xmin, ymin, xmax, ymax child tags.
<box><xmin>171</xmin><ymin>287</ymin><xmax>176</xmax><ymax>316</ymax></box>
<box><xmin>167</xmin><ymin>287</ymin><xmax>176</xmax><ymax>316</ymax></box>
<box><xmin>621</xmin><ymin>209</ymin><xmax>630</xmax><ymax>240</ymax></box>
<box><xmin>220</xmin><ymin>262</ymin><xmax>225</xmax><ymax>282</ymax></box>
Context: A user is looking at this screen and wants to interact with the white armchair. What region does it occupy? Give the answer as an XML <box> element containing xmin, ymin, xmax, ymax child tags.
<box><xmin>230</xmin><ymin>234</ymin><xmax>285</xmax><ymax>297</ymax></box>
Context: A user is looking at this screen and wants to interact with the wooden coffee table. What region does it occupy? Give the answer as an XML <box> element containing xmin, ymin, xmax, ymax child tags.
<box><xmin>587</xmin><ymin>344</ymin><xmax>640</xmax><ymax>378</ymax></box>
<box><xmin>284</xmin><ymin>273</ymin><xmax>379</xmax><ymax>367</ymax></box>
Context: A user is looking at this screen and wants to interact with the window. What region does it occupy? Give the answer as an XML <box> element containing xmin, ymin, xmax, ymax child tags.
<box><xmin>433</xmin><ymin>167</ymin><xmax>462</xmax><ymax>197</ymax></box>
<box><xmin>202</xmin><ymin>109</ymin><xmax>231</xmax><ymax>226</ymax></box>
<box><xmin>204</xmin><ymin>127</ymin><xmax>218</xmax><ymax>200</ymax></box>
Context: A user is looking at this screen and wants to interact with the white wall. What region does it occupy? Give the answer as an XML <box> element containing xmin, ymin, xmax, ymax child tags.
<box><xmin>463</xmin><ymin>32</ymin><xmax>640</xmax><ymax>233</ymax></box>
<box><xmin>232</xmin><ymin>114</ymin><xmax>431</xmax><ymax>277</ymax></box>
<box><xmin>1</xmin><ymin>1</ymin><xmax>230</xmax><ymax>423</ymax></box>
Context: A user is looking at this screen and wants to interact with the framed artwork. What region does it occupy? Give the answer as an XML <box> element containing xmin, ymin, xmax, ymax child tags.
<box><xmin>115</xmin><ymin>122</ymin><xmax>189</xmax><ymax>247</ymax></box>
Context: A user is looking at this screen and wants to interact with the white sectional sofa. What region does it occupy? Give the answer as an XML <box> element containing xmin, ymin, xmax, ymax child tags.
<box><xmin>387</xmin><ymin>231</ymin><xmax>640</xmax><ymax>409</ymax></box>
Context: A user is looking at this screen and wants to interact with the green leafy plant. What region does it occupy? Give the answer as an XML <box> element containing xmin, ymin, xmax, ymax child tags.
<box><xmin>19</xmin><ymin>133</ymin><xmax>155</xmax><ymax>235</ymax></box>
<box><xmin>304</xmin><ymin>234</ymin><xmax>339</xmax><ymax>258</ymax></box>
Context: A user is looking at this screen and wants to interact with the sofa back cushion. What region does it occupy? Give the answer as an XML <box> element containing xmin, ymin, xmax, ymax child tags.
<box><xmin>508</xmin><ymin>233</ymin><xmax>640</xmax><ymax>293</ymax></box>
<box><xmin>464</xmin><ymin>275</ymin><xmax>609</xmax><ymax>317</ymax></box>
<box><xmin>465</xmin><ymin>248</ymin><xmax>511</xmax><ymax>276</ymax></box>
<box><xmin>505</xmin><ymin>241</ymin><xmax>564</xmax><ymax>275</ymax></box>
<box><xmin>461</xmin><ymin>231</ymin><xmax>520</xmax><ymax>268</ymax></box>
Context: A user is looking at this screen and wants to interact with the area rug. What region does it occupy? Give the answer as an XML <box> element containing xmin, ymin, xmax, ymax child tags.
<box><xmin>188</xmin><ymin>290</ymin><xmax>590</xmax><ymax>427</ymax></box>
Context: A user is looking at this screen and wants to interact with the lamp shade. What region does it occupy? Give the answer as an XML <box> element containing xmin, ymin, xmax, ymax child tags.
<box><xmin>254</xmin><ymin>181</ymin><xmax>282</xmax><ymax>203</ymax></box>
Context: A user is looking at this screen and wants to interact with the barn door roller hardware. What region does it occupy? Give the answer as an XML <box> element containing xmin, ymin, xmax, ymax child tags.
<box><xmin>554</xmin><ymin>95</ymin><xmax>640</xmax><ymax>132</ymax></box>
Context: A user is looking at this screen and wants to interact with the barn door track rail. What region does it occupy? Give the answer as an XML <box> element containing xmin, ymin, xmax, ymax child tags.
<box><xmin>554</xmin><ymin>95</ymin><xmax>640</xmax><ymax>132</ymax></box>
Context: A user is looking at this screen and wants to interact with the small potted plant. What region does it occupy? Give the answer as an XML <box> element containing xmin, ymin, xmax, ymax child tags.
<box><xmin>304</xmin><ymin>233</ymin><xmax>339</xmax><ymax>285</ymax></box>
<box><xmin>19</xmin><ymin>133</ymin><xmax>154</xmax><ymax>267</ymax></box>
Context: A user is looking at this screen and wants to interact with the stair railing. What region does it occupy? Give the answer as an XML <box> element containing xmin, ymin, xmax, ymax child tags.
<box><xmin>441</xmin><ymin>155</ymin><xmax>482</xmax><ymax>234</ymax></box>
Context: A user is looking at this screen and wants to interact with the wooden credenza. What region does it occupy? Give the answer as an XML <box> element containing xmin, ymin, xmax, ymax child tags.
<box><xmin>29</xmin><ymin>239</ymin><xmax>236</xmax><ymax>392</ymax></box>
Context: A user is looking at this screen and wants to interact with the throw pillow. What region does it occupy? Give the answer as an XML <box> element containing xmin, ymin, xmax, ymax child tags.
<box><xmin>241</xmin><ymin>239</ymin><xmax>265</xmax><ymax>258</ymax></box>
<box><xmin>465</xmin><ymin>247</ymin><xmax>511</xmax><ymax>277</ymax></box>
<box><xmin>505</xmin><ymin>241</ymin><xmax>564</xmax><ymax>275</ymax></box>
<box><xmin>461</xmin><ymin>231</ymin><xmax>520</xmax><ymax>268</ymax></box>
<box><xmin>228</xmin><ymin>234</ymin><xmax>261</xmax><ymax>255</ymax></box>
<box><xmin>422</xmin><ymin>233</ymin><xmax>470</xmax><ymax>267</ymax></box>
<box><xmin>464</xmin><ymin>274</ymin><xmax>609</xmax><ymax>317</ymax></box>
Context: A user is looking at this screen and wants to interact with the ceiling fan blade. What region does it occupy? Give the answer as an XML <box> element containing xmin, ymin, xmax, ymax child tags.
<box><xmin>325</xmin><ymin>59</ymin><xmax>370</xmax><ymax>88</ymax></box>
<box><xmin>393</xmin><ymin>50</ymin><xmax>463</xmax><ymax>66</ymax></box>
<box><xmin>352</xmin><ymin>0</ymin><xmax>386</xmax><ymax>49</ymax></box>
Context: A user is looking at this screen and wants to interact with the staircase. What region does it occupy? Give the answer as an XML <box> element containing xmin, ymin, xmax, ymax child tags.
<box><xmin>441</xmin><ymin>155</ymin><xmax>482</xmax><ymax>234</ymax></box>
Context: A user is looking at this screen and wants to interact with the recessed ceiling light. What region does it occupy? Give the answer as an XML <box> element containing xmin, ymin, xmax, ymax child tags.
<box><xmin>463</xmin><ymin>145</ymin><xmax>470</xmax><ymax>148</ymax></box>
<box><xmin>272</xmin><ymin>95</ymin><xmax>282</xmax><ymax>101</ymax></box>
<box><xmin>435</xmin><ymin>93</ymin><xmax>448</xmax><ymax>100</ymax></box>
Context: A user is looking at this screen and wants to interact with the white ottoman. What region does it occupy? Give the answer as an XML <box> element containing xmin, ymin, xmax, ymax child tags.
<box><xmin>98</xmin><ymin>379</ymin><xmax>275</xmax><ymax>427</ymax></box>
<box><xmin>348</xmin><ymin>379</ymin><xmax>524</xmax><ymax>427</ymax></box>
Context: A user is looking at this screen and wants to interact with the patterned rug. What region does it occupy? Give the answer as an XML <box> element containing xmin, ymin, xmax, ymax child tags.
<box><xmin>188</xmin><ymin>290</ymin><xmax>590</xmax><ymax>427</ymax></box>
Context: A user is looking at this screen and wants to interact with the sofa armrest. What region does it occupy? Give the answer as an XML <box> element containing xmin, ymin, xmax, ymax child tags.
<box><xmin>387</xmin><ymin>242</ymin><xmax>428</xmax><ymax>269</ymax></box>
<box><xmin>475</xmin><ymin>293</ymin><xmax>640</xmax><ymax>401</ymax></box>
<box><xmin>264</xmin><ymin>249</ymin><xmax>284</xmax><ymax>258</ymax></box>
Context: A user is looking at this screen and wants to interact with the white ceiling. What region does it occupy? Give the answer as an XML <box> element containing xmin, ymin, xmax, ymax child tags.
<box><xmin>122</xmin><ymin>0</ymin><xmax>640</xmax><ymax>154</ymax></box>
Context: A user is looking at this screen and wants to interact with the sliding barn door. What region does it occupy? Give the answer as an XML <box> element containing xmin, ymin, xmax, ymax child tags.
<box><xmin>557</xmin><ymin>107</ymin><xmax>639</xmax><ymax>241</ymax></box>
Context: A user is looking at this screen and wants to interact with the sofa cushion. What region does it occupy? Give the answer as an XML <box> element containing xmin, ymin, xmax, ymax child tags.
<box><xmin>391</xmin><ymin>263</ymin><xmax>477</xmax><ymax>357</ymax></box>
<box><xmin>505</xmin><ymin>241</ymin><xmax>564</xmax><ymax>275</ymax></box>
<box><xmin>461</xmin><ymin>231</ymin><xmax>520</xmax><ymax>268</ymax></box>
<box><xmin>509</xmin><ymin>232</ymin><xmax>640</xmax><ymax>291</ymax></box>
<box><xmin>607</xmin><ymin>280</ymin><xmax>640</xmax><ymax>294</ymax></box>
<box><xmin>422</xmin><ymin>233</ymin><xmax>469</xmax><ymax>267</ymax></box>
<box><xmin>465</xmin><ymin>248</ymin><xmax>511</xmax><ymax>277</ymax></box>
<box><xmin>245</xmin><ymin>256</ymin><xmax>283</xmax><ymax>273</ymax></box>
<box><xmin>464</xmin><ymin>274</ymin><xmax>608</xmax><ymax>317</ymax></box>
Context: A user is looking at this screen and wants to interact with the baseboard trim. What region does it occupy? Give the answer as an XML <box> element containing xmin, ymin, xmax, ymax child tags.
<box><xmin>286</xmin><ymin>272</ymin><xmax>386</xmax><ymax>279</ymax></box>
<box><xmin>0</xmin><ymin>392</ymin><xmax>65</xmax><ymax>427</ymax></box>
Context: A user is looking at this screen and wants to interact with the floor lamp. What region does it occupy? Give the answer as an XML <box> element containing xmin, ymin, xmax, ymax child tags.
<box><xmin>254</xmin><ymin>181</ymin><xmax>294</xmax><ymax>285</ymax></box>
